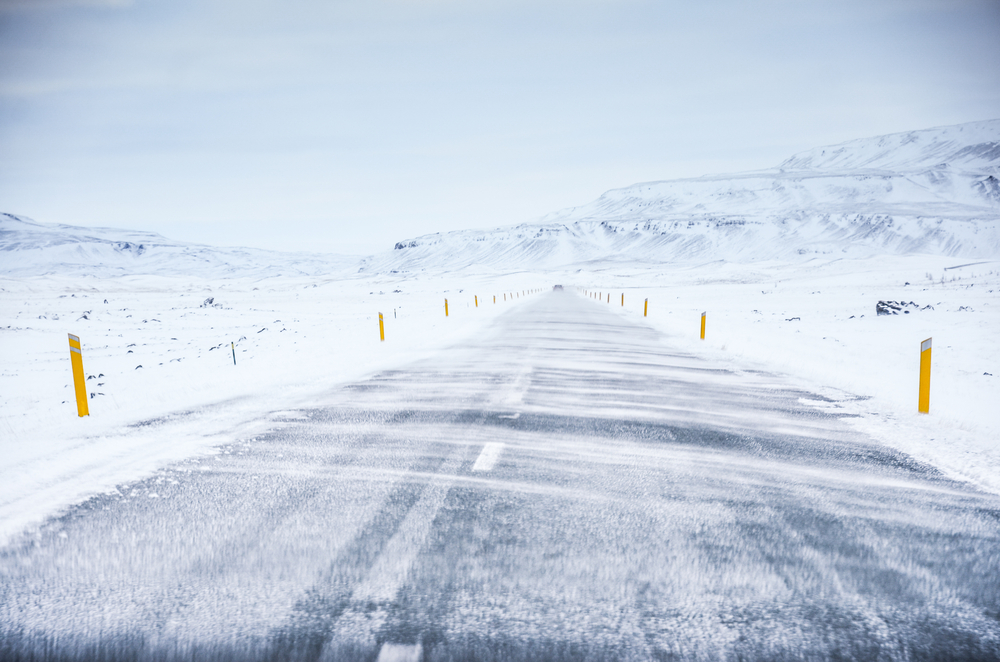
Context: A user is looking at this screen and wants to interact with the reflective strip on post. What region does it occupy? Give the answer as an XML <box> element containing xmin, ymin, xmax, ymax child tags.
<box><xmin>68</xmin><ymin>333</ymin><xmax>89</xmax><ymax>417</ymax></box>
<box><xmin>918</xmin><ymin>337</ymin><xmax>932</xmax><ymax>413</ymax></box>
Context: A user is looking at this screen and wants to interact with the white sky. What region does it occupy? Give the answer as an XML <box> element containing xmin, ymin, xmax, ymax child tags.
<box><xmin>1</xmin><ymin>0</ymin><xmax>999</xmax><ymax>255</ymax></box>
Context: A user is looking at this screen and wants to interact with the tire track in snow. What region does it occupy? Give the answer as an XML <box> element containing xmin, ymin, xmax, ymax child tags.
<box><xmin>317</xmin><ymin>449</ymin><xmax>465</xmax><ymax>660</ymax></box>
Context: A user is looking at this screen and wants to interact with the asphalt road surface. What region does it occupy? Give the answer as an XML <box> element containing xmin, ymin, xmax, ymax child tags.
<box><xmin>3</xmin><ymin>290</ymin><xmax>999</xmax><ymax>661</ymax></box>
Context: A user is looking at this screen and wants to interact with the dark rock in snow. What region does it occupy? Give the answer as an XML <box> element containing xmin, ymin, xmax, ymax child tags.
<box><xmin>877</xmin><ymin>301</ymin><xmax>934</xmax><ymax>316</ymax></box>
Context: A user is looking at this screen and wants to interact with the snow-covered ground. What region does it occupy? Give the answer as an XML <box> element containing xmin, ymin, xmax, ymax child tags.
<box><xmin>565</xmin><ymin>255</ymin><xmax>1000</xmax><ymax>493</ymax></box>
<box><xmin>0</xmin><ymin>271</ymin><xmax>545</xmax><ymax>546</ymax></box>
<box><xmin>2</xmin><ymin>118</ymin><xmax>999</xmax><ymax>547</ymax></box>
<box><xmin>2</xmin><ymin>256</ymin><xmax>997</xmax><ymax>549</ymax></box>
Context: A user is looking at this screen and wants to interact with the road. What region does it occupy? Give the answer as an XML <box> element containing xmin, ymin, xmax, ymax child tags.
<box><xmin>2</xmin><ymin>290</ymin><xmax>999</xmax><ymax>661</ymax></box>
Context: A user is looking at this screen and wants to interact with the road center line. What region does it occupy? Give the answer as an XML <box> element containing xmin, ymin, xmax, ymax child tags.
<box><xmin>472</xmin><ymin>442</ymin><xmax>505</xmax><ymax>472</ymax></box>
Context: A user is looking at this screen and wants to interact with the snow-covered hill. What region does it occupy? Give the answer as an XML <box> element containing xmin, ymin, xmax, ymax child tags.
<box><xmin>4</xmin><ymin>121</ymin><xmax>999</xmax><ymax>276</ymax></box>
<box><xmin>0</xmin><ymin>213</ymin><xmax>360</xmax><ymax>278</ymax></box>
<box><xmin>364</xmin><ymin>120</ymin><xmax>1000</xmax><ymax>273</ymax></box>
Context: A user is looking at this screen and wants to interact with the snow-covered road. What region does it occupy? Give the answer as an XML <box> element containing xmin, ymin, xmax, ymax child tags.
<box><xmin>2</xmin><ymin>289</ymin><xmax>999</xmax><ymax>661</ymax></box>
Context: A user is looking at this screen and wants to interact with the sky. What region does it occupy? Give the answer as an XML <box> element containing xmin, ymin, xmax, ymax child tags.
<box><xmin>1</xmin><ymin>0</ymin><xmax>999</xmax><ymax>256</ymax></box>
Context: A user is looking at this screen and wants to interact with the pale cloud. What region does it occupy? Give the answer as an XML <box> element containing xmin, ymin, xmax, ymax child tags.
<box><xmin>1</xmin><ymin>0</ymin><xmax>998</xmax><ymax>253</ymax></box>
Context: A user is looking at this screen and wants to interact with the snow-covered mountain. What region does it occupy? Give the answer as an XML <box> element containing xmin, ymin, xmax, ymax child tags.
<box><xmin>364</xmin><ymin>120</ymin><xmax>1000</xmax><ymax>273</ymax></box>
<box><xmin>0</xmin><ymin>213</ymin><xmax>360</xmax><ymax>278</ymax></box>
<box><xmin>4</xmin><ymin>121</ymin><xmax>999</xmax><ymax>277</ymax></box>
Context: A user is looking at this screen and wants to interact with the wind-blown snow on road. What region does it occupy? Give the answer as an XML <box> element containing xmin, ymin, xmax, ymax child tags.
<box><xmin>3</xmin><ymin>290</ymin><xmax>998</xmax><ymax>661</ymax></box>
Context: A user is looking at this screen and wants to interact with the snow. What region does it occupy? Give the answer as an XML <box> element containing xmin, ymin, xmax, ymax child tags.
<box><xmin>0</xmin><ymin>213</ymin><xmax>361</xmax><ymax>278</ymax></box>
<box><xmin>3</xmin><ymin>288</ymin><xmax>995</xmax><ymax>659</ymax></box>
<box><xmin>1</xmin><ymin>119</ymin><xmax>999</xmax><ymax>548</ymax></box>
<box><xmin>369</xmin><ymin>120</ymin><xmax>1000</xmax><ymax>272</ymax></box>
<box><xmin>777</xmin><ymin>119</ymin><xmax>1000</xmax><ymax>172</ymax></box>
<box><xmin>565</xmin><ymin>255</ymin><xmax>1000</xmax><ymax>494</ymax></box>
<box><xmin>0</xmin><ymin>271</ymin><xmax>543</xmax><ymax>546</ymax></box>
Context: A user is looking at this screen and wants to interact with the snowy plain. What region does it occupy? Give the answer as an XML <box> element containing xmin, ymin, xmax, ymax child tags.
<box><xmin>0</xmin><ymin>268</ymin><xmax>547</xmax><ymax>547</ymax></box>
<box><xmin>2</xmin><ymin>255</ymin><xmax>998</xmax><ymax>551</ymax></box>
<box><xmin>4</xmin><ymin>289</ymin><xmax>998</xmax><ymax>660</ymax></box>
<box><xmin>2</xmin><ymin>118</ymin><xmax>999</xmax><ymax>555</ymax></box>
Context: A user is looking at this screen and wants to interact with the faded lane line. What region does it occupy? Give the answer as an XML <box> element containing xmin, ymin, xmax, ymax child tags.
<box><xmin>472</xmin><ymin>442</ymin><xmax>505</xmax><ymax>472</ymax></box>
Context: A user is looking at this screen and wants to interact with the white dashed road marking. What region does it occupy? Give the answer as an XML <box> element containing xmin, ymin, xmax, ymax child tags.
<box><xmin>472</xmin><ymin>442</ymin><xmax>505</xmax><ymax>472</ymax></box>
<box><xmin>376</xmin><ymin>642</ymin><xmax>422</xmax><ymax>662</ymax></box>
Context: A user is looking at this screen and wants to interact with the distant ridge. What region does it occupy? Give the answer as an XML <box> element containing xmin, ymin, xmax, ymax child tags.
<box><xmin>5</xmin><ymin>121</ymin><xmax>999</xmax><ymax>277</ymax></box>
<box><xmin>362</xmin><ymin>120</ymin><xmax>1000</xmax><ymax>273</ymax></box>
<box><xmin>0</xmin><ymin>213</ymin><xmax>360</xmax><ymax>278</ymax></box>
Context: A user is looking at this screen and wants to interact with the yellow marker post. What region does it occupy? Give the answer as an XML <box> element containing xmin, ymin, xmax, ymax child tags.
<box><xmin>700</xmin><ymin>312</ymin><xmax>706</xmax><ymax>340</ymax></box>
<box><xmin>621</xmin><ymin>293</ymin><xmax>624</xmax><ymax>306</ymax></box>
<box><xmin>445</xmin><ymin>299</ymin><xmax>449</xmax><ymax>317</ymax></box>
<box><xmin>379</xmin><ymin>313</ymin><xmax>385</xmax><ymax>341</ymax></box>
<box><xmin>493</xmin><ymin>295</ymin><xmax>496</xmax><ymax>304</ymax></box>
<box><xmin>918</xmin><ymin>337</ymin><xmax>932</xmax><ymax>413</ymax></box>
<box><xmin>644</xmin><ymin>298</ymin><xmax>648</xmax><ymax>317</ymax></box>
<box><xmin>607</xmin><ymin>294</ymin><xmax>610</xmax><ymax>303</ymax></box>
<box><xmin>475</xmin><ymin>295</ymin><xmax>478</xmax><ymax>308</ymax></box>
<box><xmin>68</xmin><ymin>333</ymin><xmax>89</xmax><ymax>417</ymax></box>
